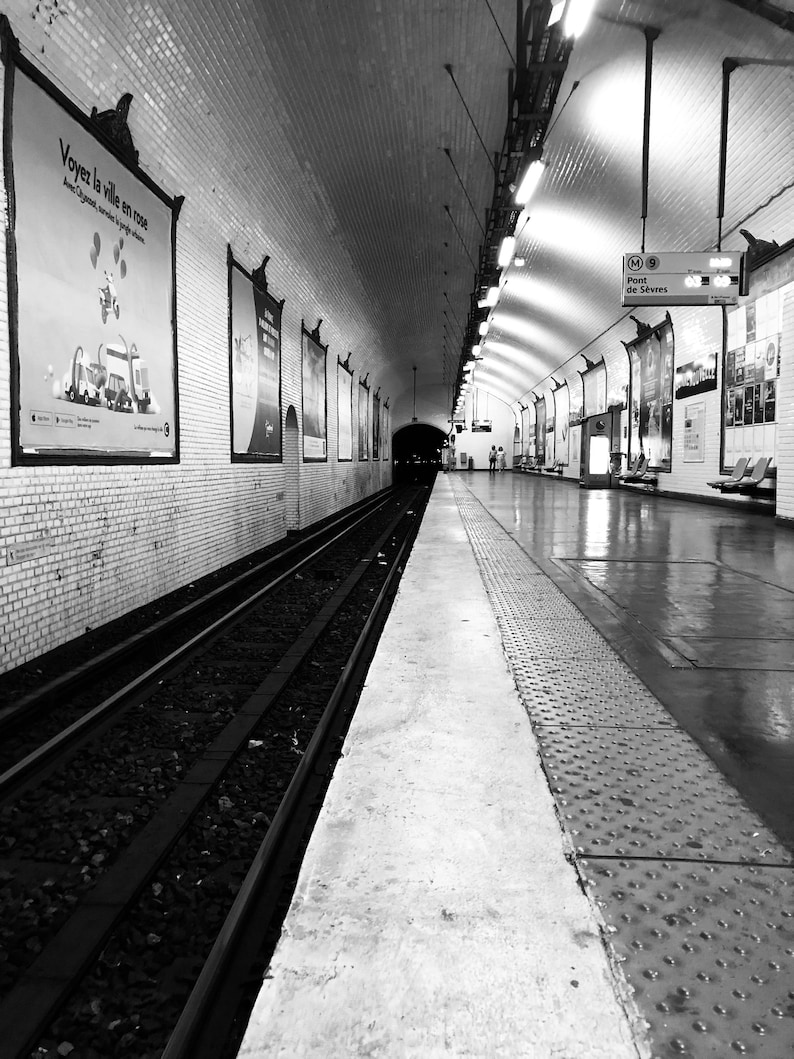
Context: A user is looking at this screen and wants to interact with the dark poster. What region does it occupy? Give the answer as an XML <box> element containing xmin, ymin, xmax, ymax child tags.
<box><xmin>230</xmin><ymin>257</ymin><xmax>282</xmax><ymax>461</ymax></box>
<box><xmin>628</xmin><ymin>318</ymin><xmax>674</xmax><ymax>470</ymax></box>
<box><xmin>535</xmin><ymin>398</ymin><xmax>546</xmax><ymax>465</ymax></box>
<box><xmin>372</xmin><ymin>393</ymin><xmax>380</xmax><ymax>460</ymax></box>
<box><xmin>674</xmin><ymin>352</ymin><xmax>717</xmax><ymax>400</ymax></box>
<box><xmin>358</xmin><ymin>383</ymin><xmax>369</xmax><ymax>460</ymax></box>
<box><xmin>7</xmin><ymin>61</ymin><xmax>179</xmax><ymax>462</ymax></box>
<box><xmin>302</xmin><ymin>328</ymin><xmax>327</xmax><ymax>461</ymax></box>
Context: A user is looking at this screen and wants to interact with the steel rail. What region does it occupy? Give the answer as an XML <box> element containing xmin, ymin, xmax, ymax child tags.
<box><xmin>160</xmin><ymin>491</ymin><xmax>424</xmax><ymax>1059</ymax></box>
<box><xmin>0</xmin><ymin>491</ymin><xmax>396</xmax><ymax>801</ymax></box>
<box><xmin>0</xmin><ymin>489</ymin><xmax>393</xmax><ymax>727</ymax></box>
<box><xmin>0</xmin><ymin>488</ymin><xmax>426</xmax><ymax>1059</ymax></box>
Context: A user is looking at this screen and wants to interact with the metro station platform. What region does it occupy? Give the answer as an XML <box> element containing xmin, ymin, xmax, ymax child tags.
<box><xmin>237</xmin><ymin>472</ymin><xmax>794</xmax><ymax>1059</ymax></box>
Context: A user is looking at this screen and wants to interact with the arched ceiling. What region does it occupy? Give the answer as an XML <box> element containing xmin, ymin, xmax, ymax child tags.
<box><xmin>258</xmin><ymin>0</ymin><xmax>792</xmax><ymax>431</ymax></box>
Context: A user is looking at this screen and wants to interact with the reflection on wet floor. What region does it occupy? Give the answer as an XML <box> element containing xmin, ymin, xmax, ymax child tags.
<box><xmin>464</xmin><ymin>471</ymin><xmax>794</xmax><ymax>853</ymax></box>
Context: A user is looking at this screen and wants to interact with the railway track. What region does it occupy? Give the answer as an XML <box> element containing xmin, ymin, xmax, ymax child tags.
<box><xmin>0</xmin><ymin>485</ymin><xmax>428</xmax><ymax>1059</ymax></box>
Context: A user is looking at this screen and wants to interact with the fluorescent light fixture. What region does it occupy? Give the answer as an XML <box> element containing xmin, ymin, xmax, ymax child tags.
<box><xmin>515</xmin><ymin>160</ymin><xmax>545</xmax><ymax>206</ymax></box>
<box><xmin>564</xmin><ymin>0</ymin><xmax>596</xmax><ymax>36</ymax></box>
<box><xmin>472</xmin><ymin>343</ymin><xmax>482</xmax><ymax>356</ymax></box>
<box><xmin>478</xmin><ymin>321</ymin><xmax>488</xmax><ymax>336</ymax></box>
<box><xmin>548</xmin><ymin>0</ymin><xmax>565</xmax><ymax>26</ymax></box>
<box><xmin>483</xmin><ymin>285</ymin><xmax>499</xmax><ymax>307</ymax></box>
<box><xmin>497</xmin><ymin>235</ymin><xmax>515</xmax><ymax>268</ymax></box>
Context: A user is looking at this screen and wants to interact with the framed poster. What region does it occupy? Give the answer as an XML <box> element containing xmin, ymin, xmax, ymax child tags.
<box><xmin>683</xmin><ymin>402</ymin><xmax>705</xmax><ymax>462</ymax></box>
<box><xmin>301</xmin><ymin>324</ymin><xmax>327</xmax><ymax>461</ymax></box>
<box><xmin>382</xmin><ymin>401</ymin><xmax>390</xmax><ymax>460</ymax></box>
<box><xmin>372</xmin><ymin>391</ymin><xmax>380</xmax><ymax>460</ymax></box>
<box><xmin>626</xmin><ymin>315</ymin><xmax>674</xmax><ymax>471</ymax></box>
<box><xmin>358</xmin><ymin>381</ymin><xmax>369</xmax><ymax>460</ymax></box>
<box><xmin>337</xmin><ymin>359</ymin><xmax>353</xmax><ymax>461</ymax></box>
<box><xmin>229</xmin><ymin>251</ymin><xmax>282</xmax><ymax>462</ymax></box>
<box><xmin>4</xmin><ymin>26</ymin><xmax>181</xmax><ymax>463</ymax></box>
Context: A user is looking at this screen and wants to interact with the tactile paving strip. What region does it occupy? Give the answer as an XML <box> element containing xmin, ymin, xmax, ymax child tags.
<box><xmin>448</xmin><ymin>476</ymin><xmax>794</xmax><ymax>1057</ymax></box>
<box><xmin>581</xmin><ymin>858</ymin><xmax>794</xmax><ymax>1059</ymax></box>
<box><xmin>537</xmin><ymin>726</ymin><xmax>790</xmax><ymax>864</ymax></box>
<box><xmin>510</xmin><ymin>658</ymin><xmax>675</xmax><ymax>728</ymax></box>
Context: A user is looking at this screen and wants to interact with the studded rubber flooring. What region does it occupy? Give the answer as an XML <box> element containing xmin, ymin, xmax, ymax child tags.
<box><xmin>448</xmin><ymin>474</ymin><xmax>794</xmax><ymax>1059</ymax></box>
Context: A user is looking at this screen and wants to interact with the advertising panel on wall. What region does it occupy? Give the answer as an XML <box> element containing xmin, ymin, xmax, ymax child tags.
<box><xmin>301</xmin><ymin>325</ymin><xmax>327</xmax><ymax>461</ymax></box>
<box><xmin>553</xmin><ymin>384</ymin><xmax>570</xmax><ymax>465</ymax></box>
<box><xmin>582</xmin><ymin>362</ymin><xmax>606</xmax><ymax>417</ymax></box>
<box><xmin>358</xmin><ymin>381</ymin><xmax>369</xmax><ymax>460</ymax></box>
<box><xmin>337</xmin><ymin>360</ymin><xmax>353</xmax><ymax>461</ymax></box>
<box><xmin>372</xmin><ymin>392</ymin><xmax>380</xmax><ymax>460</ymax></box>
<box><xmin>674</xmin><ymin>352</ymin><xmax>716</xmax><ymax>400</ymax></box>
<box><xmin>535</xmin><ymin>397</ymin><xmax>546</xmax><ymax>466</ymax></box>
<box><xmin>229</xmin><ymin>251</ymin><xmax>282</xmax><ymax>462</ymax></box>
<box><xmin>626</xmin><ymin>316</ymin><xmax>674</xmax><ymax>470</ymax></box>
<box><xmin>4</xmin><ymin>35</ymin><xmax>181</xmax><ymax>464</ymax></box>
<box><xmin>723</xmin><ymin>268</ymin><xmax>792</xmax><ymax>470</ymax></box>
<box><xmin>382</xmin><ymin>401</ymin><xmax>390</xmax><ymax>460</ymax></box>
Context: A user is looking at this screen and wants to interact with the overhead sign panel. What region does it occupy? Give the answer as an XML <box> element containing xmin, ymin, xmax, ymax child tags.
<box><xmin>621</xmin><ymin>252</ymin><xmax>747</xmax><ymax>307</ymax></box>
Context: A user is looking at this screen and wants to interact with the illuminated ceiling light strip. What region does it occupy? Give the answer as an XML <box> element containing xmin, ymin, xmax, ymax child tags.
<box><xmin>497</xmin><ymin>235</ymin><xmax>515</xmax><ymax>268</ymax></box>
<box><xmin>548</xmin><ymin>0</ymin><xmax>565</xmax><ymax>27</ymax></box>
<box><xmin>478</xmin><ymin>321</ymin><xmax>488</xmax><ymax>336</ymax></box>
<box><xmin>514</xmin><ymin>160</ymin><xmax>545</xmax><ymax>206</ymax></box>
<box><xmin>564</xmin><ymin>0</ymin><xmax>596</xmax><ymax>37</ymax></box>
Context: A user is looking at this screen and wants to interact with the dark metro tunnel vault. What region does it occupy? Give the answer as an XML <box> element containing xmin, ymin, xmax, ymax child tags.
<box><xmin>392</xmin><ymin>424</ymin><xmax>448</xmax><ymax>484</ymax></box>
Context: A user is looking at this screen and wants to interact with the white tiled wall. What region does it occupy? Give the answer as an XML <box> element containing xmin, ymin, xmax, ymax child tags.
<box><xmin>0</xmin><ymin>5</ymin><xmax>391</xmax><ymax>673</ymax></box>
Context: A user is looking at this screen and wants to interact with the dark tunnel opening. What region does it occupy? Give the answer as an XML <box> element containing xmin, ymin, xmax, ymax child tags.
<box><xmin>392</xmin><ymin>424</ymin><xmax>449</xmax><ymax>485</ymax></box>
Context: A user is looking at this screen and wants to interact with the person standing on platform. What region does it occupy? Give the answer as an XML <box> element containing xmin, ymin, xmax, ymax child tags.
<box><xmin>489</xmin><ymin>446</ymin><xmax>497</xmax><ymax>474</ymax></box>
<box><xmin>497</xmin><ymin>446</ymin><xmax>506</xmax><ymax>472</ymax></box>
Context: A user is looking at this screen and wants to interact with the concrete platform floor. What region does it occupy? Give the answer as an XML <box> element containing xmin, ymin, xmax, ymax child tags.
<box><xmin>238</xmin><ymin>474</ymin><xmax>794</xmax><ymax>1059</ymax></box>
<box><xmin>460</xmin><ymin>470</ymin><xmax>794</xmax><ymax>854</ymax></box>
<box><xmin>238</xmin><ymin>476</ymin><xmax>648</xmax><ymax>1058</ymax></box>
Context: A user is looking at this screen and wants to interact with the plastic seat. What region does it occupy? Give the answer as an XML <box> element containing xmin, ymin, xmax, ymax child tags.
<box><xmin>621</xmin><ymin>454</ymin><xmax>648</xmax><ymax>481</ymax></box>
<box><xmin>721</xmin><ymin>456</ymin><xmax>770</xmax><ymax>492</ymax></box>
<box><xmin>707</xmin><ymin>457</ymin><xmax>748</xmax><ymax>489</ymax></box>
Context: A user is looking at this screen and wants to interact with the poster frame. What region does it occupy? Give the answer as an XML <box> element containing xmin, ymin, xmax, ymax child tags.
<box><xmin>301</xmin><ymin>321</ymin><xmax>328</xmax><ymax>463</ymax></box>
<box><xmin>228</xmin><ymin>248</ymin><xmax>284</xmax><ymax>463</ymax></box>
<box><xmin>337</xmin><ymin>356</ymin><xmax>354</xmax><ymax>462</ymax></box>
<box><xmin>625</xmin><ymin>313</ymin><xmax>675</xmax><ymax>472</ymax></box>
<box><xmin>2</xmin><ymin>16</ymin><xmax>183</xmax><ymax>466</ymax></box>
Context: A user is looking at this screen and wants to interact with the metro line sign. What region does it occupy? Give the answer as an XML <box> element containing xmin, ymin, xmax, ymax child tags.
<box><xmin>621</xmin><ymin>252</ymin><xmax>748</xmax><ymax>306</ymax></box>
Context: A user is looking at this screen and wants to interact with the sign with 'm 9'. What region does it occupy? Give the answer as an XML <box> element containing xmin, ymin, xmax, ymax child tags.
<box><xmin>622</xmin><ymin>252</ymin><xmax>747</xmax><ymax>307</ymax></box>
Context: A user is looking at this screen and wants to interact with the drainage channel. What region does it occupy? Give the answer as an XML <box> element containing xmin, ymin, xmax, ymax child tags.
<box><xmin>449</xmin><ymin>477</ymin><xmax>794</xmax><ymax>1059</ymax></box>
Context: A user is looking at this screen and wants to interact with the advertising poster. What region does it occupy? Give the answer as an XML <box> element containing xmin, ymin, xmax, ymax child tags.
<box><xmin>302</xmin><ymin>328</ymin><xmax>327</xmax><ymax>461</ymax></box>
<box><xmin>674</xmin><ymin>352</ymin><xmax>717</xmax><ymax>400</ymax></box>
<box><xmin>382</xmin><ymin>403</ymin><xmax>390</xmax><ymax>460</ymax></box>
<box><xmin>372</xmin><ymin>393</ymin><xmax>380</xmax><ymax>460</ymax></box>
<box><xmin>358</xmin><ymin>383</ymin><xmax>369</xmax><ymax>460</ymax></box>
<box><xmin>627</xmin><ymin>318</ymin><xmax>674</xmax><ymax>470</ymax></box>
<box><xmin>229</xmin><ymin>257</ymin><xmax>281</xmax><ymax>461</ymax></box>
<box><xmin>553</xmin><ymin>385</ymin><xmax>569</xmax><ymax>466</ymax></box>
<box><xmin>9</xmin><ymin>66</ymin><xmax>178</xmax><ymax>462</ymax></box>
<box><xmin>337</xmin><ymin>362</ymin><xmax>353</xmax><ymax>461</ymax></box>
<box><xmin>683</xmin><ymin>402</ymin><xmax>705</xmax><ymax>462</ymax></box>
<box><xmin>535</xmin><ymin>397</ymin><xmax>546</xmax><ymax>465</ymax></box>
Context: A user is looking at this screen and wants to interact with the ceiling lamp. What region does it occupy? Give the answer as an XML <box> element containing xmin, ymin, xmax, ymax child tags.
<box><xmin>478</xmin><ymin>321</ymin><xmax>489</xmax><ymax>336</ymax></box>
<box><xmin>514</xmin><ymin>158</ymin><xmax>545</xmax><ymax>206</ymax></box>
<box><xmin>472</xmin><ymin>343</ymin><xmax>482</xmax><ymax>356</ymax></box>
<box><xmin>549</xmin><ymin>0</ymin><xmax>596</xmax><ymax>36</ymax></box>
<box><xmin>497</xmin><ymin>235</ymin><xmax>516</xmax><ymax>268</ymax></box>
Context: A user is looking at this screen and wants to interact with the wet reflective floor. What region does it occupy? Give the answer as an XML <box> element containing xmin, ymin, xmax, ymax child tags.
<box><xmin>461</xmin><ymin>471</ymin><xmax>794</xmax><ymax>854</ymax></box>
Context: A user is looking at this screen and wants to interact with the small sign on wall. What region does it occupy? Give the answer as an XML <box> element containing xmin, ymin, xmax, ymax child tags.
<box><xmin>683</xmin><ymin>402</ymin><xmax>705</xmax><ymax>462</ymax></box>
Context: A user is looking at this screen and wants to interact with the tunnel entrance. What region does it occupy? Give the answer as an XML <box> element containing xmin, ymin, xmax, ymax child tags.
<box><xmin>392</xmin><ymin>423</ymin><xmax>448</xmax><ymax>484</ymax></box>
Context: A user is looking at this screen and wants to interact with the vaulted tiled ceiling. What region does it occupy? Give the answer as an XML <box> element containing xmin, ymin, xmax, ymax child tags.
<box><xmin>24</xmin><ymin>0</ymin><xmax>790</xmax><ymax>430</ymax></box>
<box><xmin>251</xmin><ymin>0</ymin><xmax>792</xmax><ymax>427</ymax></box>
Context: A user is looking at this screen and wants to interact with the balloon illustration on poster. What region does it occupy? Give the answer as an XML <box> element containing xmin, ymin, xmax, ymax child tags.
<box><xmin>51</xmin><ymin>230</ymin><xmax>160</xmax><ymax>413</ymax></box>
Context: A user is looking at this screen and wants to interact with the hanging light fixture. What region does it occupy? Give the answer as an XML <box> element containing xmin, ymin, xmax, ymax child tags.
<box><xmin>497</xmin><ymin>235</ymin><xmax>516</xmax><ymax>268</ymax></box>
<box><xmin>514</xmin><ymin>156</ymin><xmax>545</xmax><ymax>206</ymax></box>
